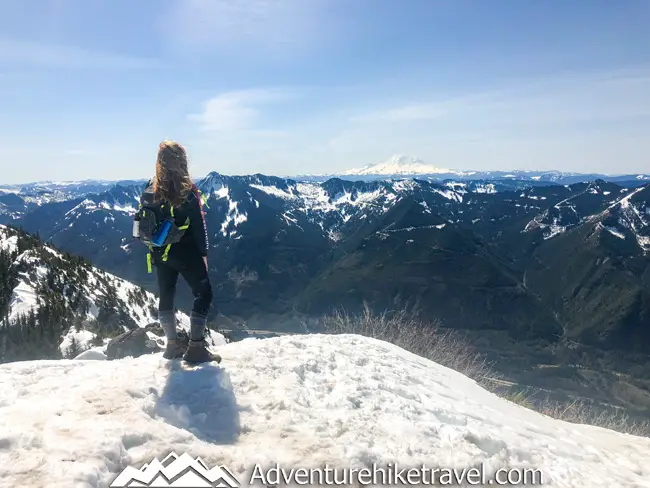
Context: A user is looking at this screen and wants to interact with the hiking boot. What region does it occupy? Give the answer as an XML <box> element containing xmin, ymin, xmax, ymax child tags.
<box><xmin>162</xmin><ymin>335</ymin><xmax>189</xmax><ymax>359</ymax></box>
<box><xmin>183</xmin><ymin>339</ymin><xmax>222</xmax><ymax>364</ymax></box>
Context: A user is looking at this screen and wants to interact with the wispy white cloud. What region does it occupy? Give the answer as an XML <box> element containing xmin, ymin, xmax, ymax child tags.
<box><xmin>160</xmin><ymin>0</ymin><xmax>334</xmax><ymax>55</ymax></box>
<box><xmin>187</xmin><ymin>88</ymin><xmax>295</xmax><ymax>132</ymax></box>
<box><xmin>0</xmin><ymin>39</ymin><xmax>160</xmax><ymax>69</ymax></box>
<box><xmin>351</xmin><ymin>67</ymin><xmax>650</xmax><ymax>127</ymax></box>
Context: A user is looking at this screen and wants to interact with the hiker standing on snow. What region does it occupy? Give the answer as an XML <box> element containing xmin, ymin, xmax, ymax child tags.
<box><xmin>135</xmin><ymin>140</ymin><xmax>220</xmax><ymax>363</ymax></box>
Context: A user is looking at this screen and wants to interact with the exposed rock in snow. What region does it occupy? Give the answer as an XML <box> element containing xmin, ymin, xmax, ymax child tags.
<box><xmin>105</xmin><ymin>327</ymin><xmax>163</xmax><ymax>360</ymax></box>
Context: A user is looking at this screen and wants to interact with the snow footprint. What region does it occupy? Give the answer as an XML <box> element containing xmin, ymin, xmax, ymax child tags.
<box><xmin>433</xmin><ymin>410</ymin><xmax>468</xmax><ymax>427</ymax></box>
<box><xmin>121</xmin><ymin>432</ymin><xmax>153</xmax><ymax>451</ymax></box>
<box><xmin>464</xmin><ymin>432</ymin><xmax>508</xmax><ymax>457</ymax></box>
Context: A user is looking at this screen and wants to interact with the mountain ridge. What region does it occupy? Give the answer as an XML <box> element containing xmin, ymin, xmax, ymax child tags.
<box><xmin>3</xmin><ymin>162</ymin><xmax>650</xmax><ymax>201</ymax></box>
<box><xmin>4</xmin><ymin>173</ymin><xmax>650</xmax><ymax>354</ymax></box>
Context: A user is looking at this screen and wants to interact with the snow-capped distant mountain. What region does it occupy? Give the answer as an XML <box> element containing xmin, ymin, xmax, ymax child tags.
<box><xmin>0</xmin><ymin>179</ymin><xmax>147</xmax><ymax>194</ymax></box>
<box><xmin>0</xmin><ymin>179</ymin><xmax>148</xmax><ymax>223</ymax></box>
<box><xmin>2</xmin><ymin>334</ymin><xmax>649</xmax><ymax>487</ymax></box>
<box><xmin>0</xmin><ymin>180</ymin><xmax>144</xmax><ymax>212</ymax></box>
<box><xmin>343</xmin><ymin>155</ymin><xmax>460</xmax><ymax>176</ymax></box>
<box><xmin>291</xmin><ymin>156</ymin><xmax>650</xmax><ymax>185</ymax></box>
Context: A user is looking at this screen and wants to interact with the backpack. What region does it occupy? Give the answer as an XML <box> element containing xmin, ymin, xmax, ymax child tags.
<box><xmin>133</xmin><ymin>182</ymin><xmax>191</xmax><ymax>273</ymax></box>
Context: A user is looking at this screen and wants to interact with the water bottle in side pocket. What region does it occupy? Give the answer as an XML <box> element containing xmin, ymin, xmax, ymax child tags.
<box><xmin>151</xmin><ymin>219</ymin><xmax>172</xmax><ymax>247</ymax></box>
<box><xmin>132</xmin><ymin>217</ymin><xmax>140</xmax><ymax>238</ymax></box>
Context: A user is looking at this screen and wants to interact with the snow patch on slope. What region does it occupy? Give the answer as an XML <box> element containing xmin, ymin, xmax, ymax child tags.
<box><xmin>250</xmin><ymin>184</ymin><xmax>297</xmax><ymax>200</ymax></box>
<box><xmin>112</xmin><ymin>203</ymin><xmax>137</xmax><ymax>215</ymax></box>
<box><xmin>607</xmin><ymin>186</ymin><xmax>646</xmax><ymax>212</ymax></box>
<box><xmin>290</xmin><ymin>182</ymin><xmax>399</xmax><ymax>231</ymax></box>
<box><xmin>295</xmin><ymin>183</ymin><xmax>336</xmax><ymax>212</ymax></box>
<box><xmin>473</xmin><ymin>183</ymin><xmax>497</xmax><ymax>194</ymax></box>
<box><xmin>0</xmin><ymin>235</ymin><xmax>18</xmax><ymax>253</ymax></box>
<box><xmin>220</xmin><ymin>198</ymin><xmax>248</xmax><ymax>237</ymax></box>
<box><xmin>433</xmin><ymin>188</ymin><xmax>463</xmax><ymax>203</ymax></box>
<box><xmin>543</xmin><ymin>225</ymin><xmax>566</xmax><ymax>240</ymax></box>
<box><xmin>8</xmin><ymin>280</ymin><xmax>37</xmax><ymax>321</ymax></box>
<box><xmin>637</xmin><ymin>235</ymin><xmax>650</xmax><ymax>252</ymax></box>
<box><xmin>213</xmin><ymin>186</ymin><xmax>229</xmax><ymax>200</ymax></box>
<box><xmin>603</xmin><ymin>225</ymin><xmax>626</xmax><ymax>239</ymax></box>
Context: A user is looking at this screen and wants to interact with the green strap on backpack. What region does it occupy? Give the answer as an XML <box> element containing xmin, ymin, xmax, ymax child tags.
<box><xmin>201</xmin><ymin>192</ymin><xmax>210</xmax><ymax>209</ymax></box>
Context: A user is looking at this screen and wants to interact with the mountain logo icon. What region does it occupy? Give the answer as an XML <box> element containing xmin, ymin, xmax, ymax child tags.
<box><xmin>110</xmin><ymin>452</ymin><xmax>240</xmax><ymax>487</ymax></box>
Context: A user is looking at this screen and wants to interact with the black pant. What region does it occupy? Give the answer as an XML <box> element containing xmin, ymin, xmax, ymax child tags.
<box><xmin>156</xmin><ymin>252</ymin><xmax>213</xmax><ymax>317</ymax></box>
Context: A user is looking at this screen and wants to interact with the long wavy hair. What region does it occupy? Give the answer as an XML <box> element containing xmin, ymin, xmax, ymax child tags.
<box><xmin>153</xmin><ymin>140</ymin><xmax>194</xmax><ymax>206</ymax></box>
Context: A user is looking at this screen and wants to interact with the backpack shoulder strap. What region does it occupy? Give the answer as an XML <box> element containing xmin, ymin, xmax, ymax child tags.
<box><xmin>191</xmin><ymin>183</ymin><xmax>210</xmax><ymax>209</ymax></box>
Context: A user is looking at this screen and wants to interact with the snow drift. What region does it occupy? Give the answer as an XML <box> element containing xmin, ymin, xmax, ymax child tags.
<box><xmin>0</xmin><ymin>334</ymin><xmax>648</xmax><ymax>487</ymax></box>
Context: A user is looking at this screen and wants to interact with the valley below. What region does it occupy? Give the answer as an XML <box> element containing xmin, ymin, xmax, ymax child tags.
<box><xmin>466</xmin><ymin>329</ymin><xmax>650</xmax><ymax>426</ymax></box>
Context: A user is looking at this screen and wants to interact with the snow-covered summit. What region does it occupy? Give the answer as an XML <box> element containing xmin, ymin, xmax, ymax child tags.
<box><xmin>1</xmin><ymin>334</ymin><xmax>648</xmax><ymax>487</ymax></box>
<box><xmin>343</xmin><ymin>155</ymin><xmax>459</xmax><ymax>176</ymax></box>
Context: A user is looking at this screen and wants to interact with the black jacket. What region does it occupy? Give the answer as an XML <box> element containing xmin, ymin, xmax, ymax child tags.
<box><xmin>142</xmin><ymin>182</ymin><xmax>209</xmax><ymax>260</ymax></box>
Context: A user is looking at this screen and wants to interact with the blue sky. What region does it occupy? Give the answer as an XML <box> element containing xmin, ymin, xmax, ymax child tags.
<box><xmin>1</xmin><ymin>0</ymin><xmax>649</xmax><ymax>183</ymax></box>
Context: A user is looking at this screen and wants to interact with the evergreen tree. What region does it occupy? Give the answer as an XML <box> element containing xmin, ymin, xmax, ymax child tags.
<box><xmin>66</xmin><ymin>335</ymin><xmax>83</xmax><ymax>359</ymax></box>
